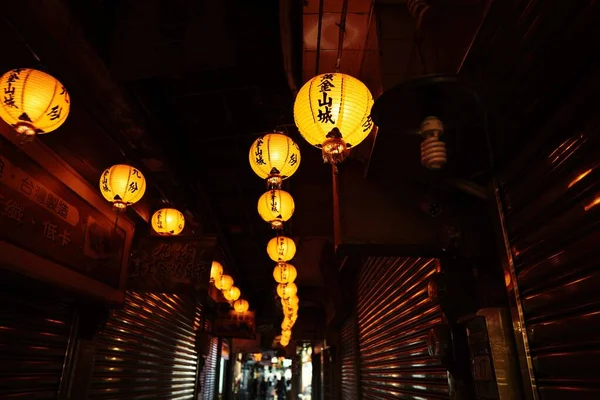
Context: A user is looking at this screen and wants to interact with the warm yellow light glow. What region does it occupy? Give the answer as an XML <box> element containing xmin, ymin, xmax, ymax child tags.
<box><xmin>257</xmin><ymin>190</ymin><xmax>295</xmax><ymax>229</ymax></box>
<box><xmin>281</xmin><ymin>329</ymin><xmax>292</xmax><ymax>338</ymax></box>
<box><xmin>234</xmin><ymin>299</ymin><xmax>249</xmax><ymax>313</ymax></box>
<box><xmin>277</xmin><ymin>282</ymin><xmax>298</xmax><ymax>299</ymax></box>
<box><xmin>281</xmin><ymin>319</ymin><xmax>294</xmax><ymax>331</ymax></box>
<box><xmin>281</xmin><ymin>295</ymin><xmax>299</xmax><ymax>308</ymax></box>
<box><xmin>99</xmin><ymin>164</ymin><xmax>146</xmax><ymax>211</ymax></box>
<box><xmin>267</xmin><ymin>236</ymin><xmax>296</xmax><ymax>262</ymax></box>
<box><xmin>280</xmin><ymin>338</ymin><xmax>290</xmax><ymax>347</ymax></box>
<box><xmin>282</xmin><ymin>316</ymin><xmax>296</xmax><ymax>328</ymax></box>
<box><xmin>151</xmin><ymin>208</ymin><xmax>185</xmax><ymax>236</ymax></box>
<box><xmin>294</xmin><ymin>73</ymin><xmax>374</xmax><ymax>164</ymax></box>
<box><xmin>249</xmin><ymin>132</ymin><xmax>301</xmax><ymax>186</ymax></box>
<box><xmin>273</xmin><ymin>263</ymin><xmax>297</xmax><ymax>284</ymax></box>
<box><xmin>253</xmin><ymin>353</ymin><xmax>263</xmax><ymax>362</ymax></box>
<box><xmin>223</xmin><ymin>286</ymin><xmax>241</xmax><ymax>302</ymax></box>
<box><xmin>0</xmin><ymin>68</ymin><xmax>70</xmax><ymax>136</ymax></box>
<box><xmin>210</xmin><ymin>261</ymin><xmax>223</xmax><ymax>283</ymax></box>
<box><xmin>215</xmin><ymin>274</ymin><xmax>234</xmax><ymax>291</ymax></box>
<box><xmin>283</xmin><ymin>307</ymin><xmax>298</xmax><ymax>318</ymax></box>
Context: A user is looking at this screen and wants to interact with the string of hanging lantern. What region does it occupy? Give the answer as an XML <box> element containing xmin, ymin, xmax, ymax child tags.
<box><xmin>209</xmin><ymin>260</ymin><xmax>251</xmax><ymax>313</ymax></box>
<box><xmin>249</xmin><ymin>130</ymin><xmax>302</xmax><ymax>347</ymax></box>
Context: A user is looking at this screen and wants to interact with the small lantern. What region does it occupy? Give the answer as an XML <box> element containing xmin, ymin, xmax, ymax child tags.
<box><xmin>281</xmin><ymin>319</ymin><xmax>294</xmax><ymax>331</ymax></box>
<box><xmin>99</xmin><ymin>164</ymin><xmax>146</xmax><ymax>211</ymax></box>
<box><xmin>277</xmin><ymin>282</ymin><xmax>298</xmax><ymax>299</ymax></box>
<box><xmin>282</xmin><ymin>316</ymin><xmax>296</xmax><ymax>329</ymax></box>
<box><xmin>151</xmin><ymin>208</ymin><xmax>185</xmax><ymax>236</ymax></box>
<box><xmin>273</xmin><ymin>263</ymin><xmax>297</xmax><ymax>284</ymax></box>
<box><xmin>223</xmin><ymin>286</ymin><xmax>241</xmax><ymax>302</ymax></box>
<box><xmin>234</xmin><ymin>299</ymin><xmax>249</xmax><ymax>313</ymax></box>
<box><xmin>210</xmin><ymin>261</ymin><xmax>223</xmax><ymax>283</ymax></box>
<box><xmin>249</xmin><ymin>132</ymin><xmax>301</xmax><ymax>188</ymax></box>
<box><xmin>0</xmin><ymin>68</ymin><xmax>70</xmax><ymax>138</ymax></box>
<box><xmin>267</xmin><ymin>236</ymin><xmax>296</xmax><ymax>262</ymax></box>
<box><xmin>253</xmin><ymin>353</ymin><xmax>263</xmax><ymax>362</ymax></box>
<box><xmin>215</xmin><ymin>274</ymin><xmax>234</xmax><ymax>291</ymax></box>
<box><xmin>281</xmin><ymin>329</ymin><xmax>292</xmax><ymax>338</ymax></box>
<box><xmin>294</xmin><ymin>73</ymin><xmax>374</xmax><ymax>164</ymax></box>
<box><xmin>281</xmin><ymin>295</ymin><xmax>299</xmax><ymax>308</ymax></box>
<box><xmin>280</xmin><ymin>338</ymin><xmax>290</xmax><ymax>347</ymax></box>
<box><xmin>257</xmin><ymin>189</ymin><xmax>295</xmax><ymax>229</ymax></box>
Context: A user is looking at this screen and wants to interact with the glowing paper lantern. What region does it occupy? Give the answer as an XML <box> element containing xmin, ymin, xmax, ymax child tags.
<box><xmin>249</xmin><ymin>132</ymin><xmax>301</xmax><ymax>188</ymax></box>
<box><xmin>277</xmin><ymin>282</ymin><xmax>298</xmax><ymax>299</ymax></box>
<box><xmin>294</xmin><ymin>73</ymin><xmax>374</xmax><ymax>164</ymax></box>
<box><xmin>282</xmin><ymin>316</ymin><xmax>296</xmax><ymax>328</ymax></box>
<box><xmin>234</xmin><ymin>299</ymin><xmax>249</xmax><ymax>313</ymax></box>
<box><xmin>210</xmin><ymin>261</ymin><xmax>223</xmax><ymax>283</ymax></box>
<box><xmin>280</xmin><ymin>338</ymin><xmax>290</xmax><ymax>347</ymax></box>
<box><xmin>281</xmin><ymin>295</ymin><xmax>299</xmax><ymax>308</ymax></box>
<box><xmin>99</xmin><ymin>164</ymin><xmax>146</xmax><ymax>211</ymax></box>
<box><xmin>281</xmin><ymin>329</ymin><xmax>292</xmax><ymax>338</ymax></box>
<box><xmin>267</xmin><ymin>236</ymin><xmax>296</xmax><ymax>262</ymax></box>
<box><xmin>151</xmin><ymin>208</ymin><xmax>185</xmax><ymax>236</ymax></box>
<box><xmin>223</xmin><ymin>286</ymin><xmax>241</xmax><ymax>302</ymax></box>
<box><xmin>257</xmin><ymin>189</ymin><xmax>295</xmax><ymax>229</ymax></box>
<box><xmin>281</xmin><ymin>319</ymin><xmax>294</xmax><ymax>331</ymax></box>
<box><xmin>215</xmin><ymin>274</ymin><xmax>234</xmax><ymax>291</ymax></box>
<box><xmin>273</xmin><ymin>263</ymin><xmax>297</xmax><ymax>284</ymax></box>
<box><xmin>0</xmin><ymin>68</ymin><xmax>70</xmax><ymax>137</ymax></box>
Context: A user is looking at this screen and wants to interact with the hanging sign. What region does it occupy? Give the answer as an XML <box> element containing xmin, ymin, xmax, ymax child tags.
<box><xmin>128</xmin><ymin>235</ymin><xmax>217</xmax><ymax>293</ymax></box>
<box><xmin>0</xmin><ymin>136</ymin><xmax>134</xmax><ymax>303</ymax></box>
<box><xmin>213</xmin><ymin>310</ymin><xmax>257</xmax><ymax>339</ymax></box>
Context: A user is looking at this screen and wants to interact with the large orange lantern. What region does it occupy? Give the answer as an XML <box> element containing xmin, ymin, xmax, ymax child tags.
<box><xmin>293</xmin><ymin>73</ymin><xmax>374</xmax><ymax>164</ymax></box>
<box><xmin>277</xmin><ymin>282</ymin><xmax>298</xmax><ymax>299</ymax></box>
<box><xmin>249</xmin><ymin>132</ymin><xmax>301</xmax><ymax>188</ymax></box>
<box><xmin>151</xmin><ymin>208</ymin><xmax>185</xmax><ymax>236</ymax></box>
<box><xmin>273</xmin><ymin>263</ymin><xmax>297</xmax><ymax>284</ymax></box>
<box><xmin>0</xmin><ymin>68</ymin><xmax>70</xmax><ymax>137</ymax></box>
<box><xmin>267</xmin><ymin>236</ymin><xmax>296</xmax><ymax>262</ymax></box>
<box><xmin>99</xmin><ymin>164</ymin><xmax>146</xmax><ymax>211</ymax></box>
<box><xmin>257</xmin><ymin>189</ymin><xmax>295</xmax><ymax>229</ymax></box>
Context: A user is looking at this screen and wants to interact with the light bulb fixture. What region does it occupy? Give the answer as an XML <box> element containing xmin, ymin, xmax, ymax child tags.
<box><xmin>419</xmin><ymin>116</ymin><xmax>447</xmax><ymax>170</ymax></box>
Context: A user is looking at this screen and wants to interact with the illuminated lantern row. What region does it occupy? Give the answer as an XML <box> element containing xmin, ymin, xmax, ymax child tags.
<box><xmin>293</xmin><ymin>72</ymin><xmax>374</xmax><ymax>165</ymax></box>
<box><xmin>209</xmin><ymin>261</ymin><xmax>251</xmax><ymax>313</ymax></box>
<box><xmin>0</xmin><ymin>68</ymin><xmax>70</xmax><ymax>138</ymax></box>
<box><xmin>248</xmin><ymin>131</ymin><xmax>302</xmax><ymax>346</ymax></box>
<box><xmin>249</xmin><ymin>132</ymin><xmax>301</xmax><ymax>188</ymax></box>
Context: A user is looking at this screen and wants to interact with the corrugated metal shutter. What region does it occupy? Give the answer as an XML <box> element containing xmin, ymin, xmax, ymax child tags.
<box><xmin>340</xmin><ymin>314</ymin><xmax>359</xmax><ymax>399</ymax></box>
<box><xmin>90</xmin><ymin>292</ymin><xmax>199</xmax><ymax>399</ymax></box>
<box><xmin>0</xmin><ymin>270</ymin><xmax>75</xmax><ymax>399</ymax></box>
<box><xmin>322</xmin><ymin>346</ymin><xmax>335</xmax><ymax>400</ymax></box>
<box><xmin>499</xmin><ymin>108</ymin><xmax>600</xmax><ymax>399</ymax></box>
<box><xmin>357</xmin><ymin>257</ymin><xmax>449</xmax><ymax>399</ymax></box>
<box><xmin>199</xmin><ymin>333</ymin><xmax>218</xmax><ymax>400</ymax></box>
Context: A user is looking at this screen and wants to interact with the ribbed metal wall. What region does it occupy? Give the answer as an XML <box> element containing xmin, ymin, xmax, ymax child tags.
<box><xmin>357</xmin><ymin>257</ymin><xmax>449</xmax><ymax>399</ymax></box>
<box><xmin>340</xmin><ymin>314</ymin><xmax>358</xmax><ymax>400</ymax></box>
<box><xmin>0</xmin><ymin>274</ymin><xmax>74</xmax><ymax>399</ymax></box>
<box><xmin>90</xmin><ymin>292</ymin><xmax>199</xmax><ymax>399</ymax></box>
<box><xmin>500</xmin><ymin>106</ymin><xmax>600</xmax><ymax>399</ymax></box>
<box><xmin>199</xmin><ymin>333</ymin><xmax>219</xmax><ymax>400</ymax></box>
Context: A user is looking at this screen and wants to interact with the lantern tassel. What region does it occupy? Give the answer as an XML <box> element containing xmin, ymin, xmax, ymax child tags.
<box><xmin>321</xmin><ymin>128</ymin><xmax>348</xmax><ymax>165</ymax></box>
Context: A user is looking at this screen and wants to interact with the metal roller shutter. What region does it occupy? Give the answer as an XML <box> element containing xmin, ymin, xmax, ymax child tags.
<box><xmin>199</xmin><ymin>332</ymin><xmax>219</xmax><ymax>400</ymax></box>
<box><xmin>0</xmin><ymin>272</ymin><xmax>75</xmax><ymax>400</ymax></box>
<box><xmin>499</xmin><ymin>102</ymin><xmax>600</xmax><ymax>399</ymax></box>
<box><xmin>357</xmin><ymin>257</ymin><xmax>449</xmax><ymax>399</ymax></box>
<box><xmin>90</xmin><ymin>292</ymin><xmax>199</xmax><ymax>399</ymax></box>
<box><xmin>340</xmin><ymin>314</ymin><xmax>359</xmax><ymax>400</ymax></box>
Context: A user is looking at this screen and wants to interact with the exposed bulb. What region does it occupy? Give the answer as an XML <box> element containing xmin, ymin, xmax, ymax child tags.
<box><xmin>419</xmin><ymin>116</ymin><xmax>447</xmax><ymax>170</ymax></box>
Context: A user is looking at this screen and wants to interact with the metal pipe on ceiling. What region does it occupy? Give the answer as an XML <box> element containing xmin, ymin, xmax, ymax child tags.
<box><xmin>334</xmin><ymin>0</ymin><xmax>350</xmax><ymax>71</ymax></box>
